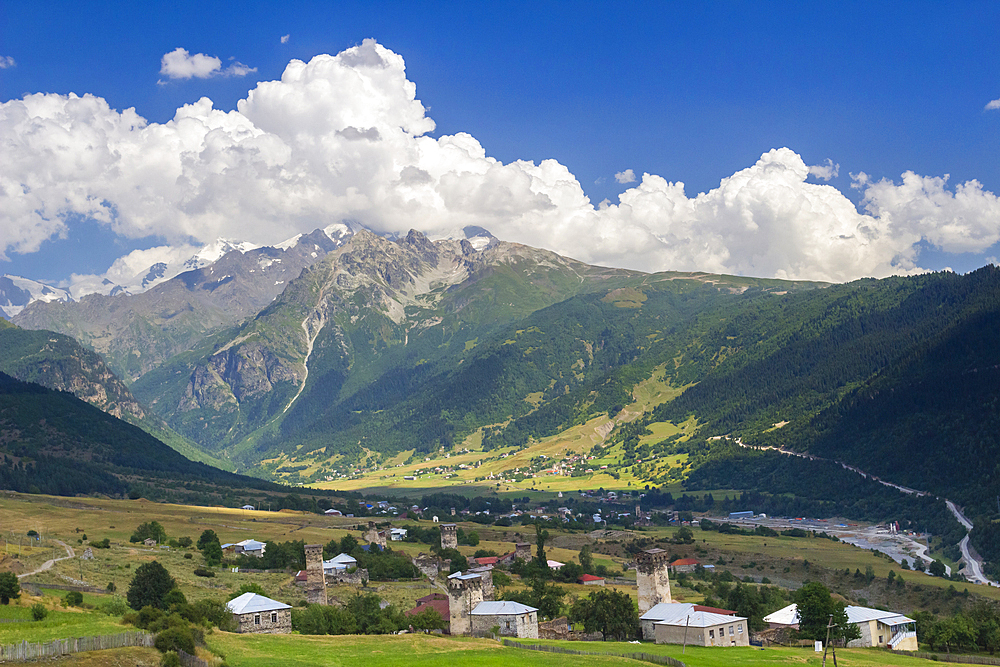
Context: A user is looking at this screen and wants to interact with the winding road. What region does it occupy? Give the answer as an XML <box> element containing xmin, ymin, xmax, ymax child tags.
<box><xmin>737</xmin><ymin>440</ymin><xmax>999</xmax><ymax>586</ymax></box>
<box><xmin>17</xmin><ymin>540</ymin><xmax>75</xmax><ymax>579</ymax></box>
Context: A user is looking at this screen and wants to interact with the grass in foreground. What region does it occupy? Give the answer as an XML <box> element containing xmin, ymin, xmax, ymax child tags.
<box><xmin>208</xmin><ymin>632</ymin><xmax>636</xmax><ymax>667</ymax></box>
<box><xmin>0</xmin><ymin>601</ymin><xmax>126</xmax><ymax>644</ymax></box>
<box><xmin>510</xmin><ymin>638</ymin><xmax>935</xmax><ymax>667</ymax></box>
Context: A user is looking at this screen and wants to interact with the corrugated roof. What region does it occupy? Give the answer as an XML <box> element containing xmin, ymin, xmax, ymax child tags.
<box><xmin>846</xmin><ymin>605</ymin><xmax>915</xmax><ymax>625</ymax></box>
<box><xmin>762</xmin><ymin>603</ymin><xmax>915</xmax><ymax>627</ymax></box>
<box><xmin>655</xmin><ymin>611</ymin><xmax>746</xmax><ymax>628</ymax></box>
<box><xmin>641</xmin><ymin>602</ymin><xmax>696</xmax><ymax>622</ymax></box>
<box><xmin>763</xmin><ymin>603</ymin><xmax>799</xmax><ymax>625</ymax></box>
<box><xmin>226</xmin><ymin>593</ymin><xmax>291</xmax><ymax>615</ymax></box>
<box><xmin>471</xmin><ymin>601</ymin><xmax>537</xmax><ymax>615</ymax></box>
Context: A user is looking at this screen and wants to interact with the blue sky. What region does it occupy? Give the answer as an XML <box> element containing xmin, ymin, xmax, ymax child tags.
<box><xmin>1</xmin><ymin>1</ymin><xmax>999</xmax><ymax>288</ymax></box>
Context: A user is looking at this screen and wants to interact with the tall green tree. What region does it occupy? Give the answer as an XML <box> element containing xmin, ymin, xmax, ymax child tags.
<box><xmin>570</xmin><ymin>588</ymin><xmax>639</xmax><ymax>641</ymax></box>
<box><xmin>126</xmin><ymin>560</ymin><xmax>176</xmax><ymax>610</ymax></box>
<box><xmin>793</xmin><ymin>582</ymin><xmax>859</xmax><ymax>643</ymax></box>
<box><xmin>0</xmin><ymin>572</ymin><xmax>20</xmax><ymax>605</ymax></box>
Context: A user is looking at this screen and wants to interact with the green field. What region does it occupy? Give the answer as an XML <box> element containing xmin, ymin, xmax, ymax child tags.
<box><xmin>507</xmin><ymin>639</ymin><xmax>935</xmax><ymax>667</ymax></box>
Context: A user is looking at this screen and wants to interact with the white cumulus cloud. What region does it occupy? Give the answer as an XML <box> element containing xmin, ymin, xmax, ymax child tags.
<box><xmin>281</xmin><ymin>34</ymin><xmax>290</xmax><ymax>44</ymax></box>
<box><xmin>0</xmin><ymin>56</ymin><xmax>15</xmax><ymax>69</ymax></box>
<box><xmin>986</xmin><ymin>98</ymin><xmax>1000</xmax><ymax>110</ymax></box>
<box><xmin>159</xmin><ymin>48</ymin><xmax>256</xmax><ymax>81</ymax></box>
<box><xmin>2</xmin><ymin>38</ymin><xmax>999</xmax><ymax>284</ymax></box>
<box><xmin>808</xmin><ymin>158</ymin><xmax>839</xmax><ymax>181</ymax></box>
<box><xmin>615</xmin><ymin>169</ymin><xmax>636</xmax><ymax>184</ymax></box>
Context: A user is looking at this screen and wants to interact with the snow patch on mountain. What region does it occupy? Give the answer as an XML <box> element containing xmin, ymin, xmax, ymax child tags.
<box><xmin>5</xmin><ymin>222</ymin><xmax>362</xmax><ymax>315</ymax></box>
<box><xmin>0</xmin><ymin>275</ymin><xmax>72</xmax><ymax>319</ymax></box>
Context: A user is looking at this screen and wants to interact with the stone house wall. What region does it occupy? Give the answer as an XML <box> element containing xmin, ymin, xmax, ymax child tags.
<box><xmin>234</xmin><ymin>608</ymin><xmax>292</xmax><ymax>634</ymax></box>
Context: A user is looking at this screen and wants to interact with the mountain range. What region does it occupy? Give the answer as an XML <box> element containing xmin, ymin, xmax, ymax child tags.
<box><xmin>6</xmin><ymin>223</ymin><xmax>1000</xmax><ymax>568</ymax></box>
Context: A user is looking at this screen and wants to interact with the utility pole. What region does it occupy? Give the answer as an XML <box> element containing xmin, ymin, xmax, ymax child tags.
<box><xmin>822</xmin><ymin>614</ymin><xmax>838</xmax><ymax>667</ymax></box>
<box><xmin>682</xmin><ymin>614</ymin><xmax>690</xmax><ymax>653</ymax></box>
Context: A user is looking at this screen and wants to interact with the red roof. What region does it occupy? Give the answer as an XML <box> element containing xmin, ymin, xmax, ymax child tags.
<box><xmin>670</xmin><ymin>558</ymin><xmax>700</xmax><ymax>566</ymax></box>
<box><xmin>578</xmin><ymin>574</ymin><xmax>605</xmax><ymax>583</ymax></box>
<box><xmin>295</xmin><ymin>570</ymin><xmax>308</xmax><ymax>582</ymax></box>
<box><xmin>415</xmin><ymin>593</ymin><xmax>447</xmax><ymax>604</ymax></box>
<box><xmin>693</xmin><ymin>605</ymin><xmax>736</xmax><ymax>615</ymax></box>
<box><xmin>405</xmin><ymin>597</ymin><xmax>449</xmax><ymax>624</ymax></box>
<box><xmin>475</xmin><ymin>556</ymin><xmax>499</xmax><ymax>566</ymax></box>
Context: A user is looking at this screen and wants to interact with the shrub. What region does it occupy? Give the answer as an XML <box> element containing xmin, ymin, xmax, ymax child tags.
<box><xmin>99</xmin><ymin>595</ymin><xmax>130</xmax><ymax>616</ymax></box>
<box><xmin>65</xmin><ymin>591</ymin><xmax>84</xmax><ymax>606</ymax></box>
<box><xmin>193</xmin><ymin>568</ymin><xmax>215</xmax><ymax>578</ymax></box>
<box><xmin>154</xmin><ymin>626</ymin><xmax>196</xmax><ymax>654</ymax></box>
<box><xmin>183</xmin><ymin>553</ymin><xmax>193</xmax><ymax>560</ymax></box>
<box><xmin>160</xmin><ymin>652</ymin><xmax>182</xmax><ymax>667</ymax></box>
<box><xmin>30</xmin><ymin>603</ymin><xmax>48</xmax><ymax>621</ymax></box>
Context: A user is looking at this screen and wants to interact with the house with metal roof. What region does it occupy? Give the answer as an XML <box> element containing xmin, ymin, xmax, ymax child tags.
<box><xmin>640</xmin><ymin>602</ymin><xmax>737</xmax><ymax>640</ymax></box>
<box><xmin>470</xmin><ymin>600</ymin><xmax>538</xmax><ymax>638</ymax></box>
<box><xmin>234</xmin><ymin>539</ymin><xmax>266</xmax><ymax>557</ymax></box>
<box><xmin>762</xmin><ymin>604</ymin><xmax>917</xmax><ymax>651</ymax></box>
<box><xmin>226</xmin><ymin>593</ymin><xmax>291</xmax><ymax>634</ymax></box>
<box><xmin>323</xmin><ymin>553</ymin><xmax>357</xmax><ymax>573</ymax></box>
<box><xmin>654</xmin><ymin>610</ymin><xmax>749</xmax><ymax>647</ymax></box>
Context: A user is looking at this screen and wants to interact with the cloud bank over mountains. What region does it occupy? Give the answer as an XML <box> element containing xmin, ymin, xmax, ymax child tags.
<box><xmin>2</xmin><ymin>38</ymin><xmax>999</xmax><ymax>284</ymax></box>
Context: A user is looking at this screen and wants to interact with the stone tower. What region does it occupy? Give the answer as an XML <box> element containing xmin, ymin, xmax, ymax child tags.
<box><xmin>441</xmin><ymin>523</ymin><xmax>458</xmax><ymax>549</ymax></box>
<box><xmin>364</xmin><ymin>521</ymin><xmax>387</xmax><ymax>549</ymax></box>
<box><xmin>304</xmin><ymin>544</ymin><xmax>328</xmax><ymax>605</ymax></box>
<box><xmin>635</xmin><ymin>548</ymin><xmax>672</xmax><ymax>612</ymax></box>
<box><xmin>514</xmin><ymin>542</ymin><xmax>532</xmax><ymax>561</ymax></box>
<box><xmin>447</xmin><ymin>572</ymin><xmax>484</xmax><ymax>635</ymax></box>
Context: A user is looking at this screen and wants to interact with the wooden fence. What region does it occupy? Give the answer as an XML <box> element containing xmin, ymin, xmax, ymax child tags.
<box><xmin>0</xmin><ymin>631</ymin><xmax>153</xmax><ymax>661</ymax></box>
<box><xmin>501</xmin><ymin>639</ymin><xmax>687</xmax><ymax>667</ymax></box>
<box><xmin>178</xmin><ymin>648</ymin><xmax>212</xmax><ymax>667</ymax></box>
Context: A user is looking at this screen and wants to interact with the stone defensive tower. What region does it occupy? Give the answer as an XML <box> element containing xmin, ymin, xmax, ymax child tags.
<box><xmin>514</xmin><ymin>542</ymin><xmax>532</xmax><ymax>561</ymax></box>
<box><xmin>364</xmin><ymin>521</ymin><xmax>387</xmax><ymax>549</ymax></box>
<box><xmin>441</xmin><ymin>523</ymin><xmax>458</xmax><ymax>549</ymax></box>
<box><xmin>304</xmin><ymin>544</ymin><xmax>328</xmax><ymax>605</ymax></box>
<box><xmin>635</xmin><ymin>548</ymin><xmax>671</xmax><ymax>613</ymax></box>
<box><xmin>447</xmin><ymin>572</ymin><xmax>484</xmax><ymax>635</ymax></box>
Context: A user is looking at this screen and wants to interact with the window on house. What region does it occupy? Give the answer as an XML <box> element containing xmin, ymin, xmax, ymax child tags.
<box><xmin>879</xmin><ymin>635</ymin><xmax>884</xmax><ymax>643</ymax></box>
<box><xmin>709</xmin><ymin>630</ymin><xmax>714</xmax><ymax>639</ymax></box>
<box><xmin>271</xmin><ymin>612</ymin><xmax>278</xmax><ymax>623</ymax></box>
<box><xmin>738</xmin><ymin>624</ymin><xmax>743</xmax><ymax>633</ymax></box>
<box><xmin>729</xmin><ymin>625</ymin><xmax>734</xmax><ymax>635</ymax></box>
<box><xmin>506</xmin><ymin>621</ymin><xmax>511</xmax><ymax>629</ymax></box>
<box><xmin>254</xmin><ymin>614</ymin><xmax>261</xmax><ymax>625</ymax></box>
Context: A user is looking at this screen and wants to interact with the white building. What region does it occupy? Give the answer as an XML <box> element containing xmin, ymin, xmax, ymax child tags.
<box><xmin>323</xmin><ymin>553</ymin><xmax>357</xmax><ymax>574</ymax></box>
<box><xmin>390</xmin><ymin>528</ymin><xmax>408</xmax><ymax>541</ymax></box>
<box><xmin>763</xmin><ymin>604</ymin><xmax>917</xmax><ymax>651</ymax></box>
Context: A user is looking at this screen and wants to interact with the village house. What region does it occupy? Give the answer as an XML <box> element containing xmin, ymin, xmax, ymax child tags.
<box><xmin>578</xmin><ymin>574</ymin><xmax>605</xmax><ymax>586</ymax></box>
<box><xmin>669</xmin><ymin>558</ymin><xmax>700</xmax><ymax>573</ymax></box>
<box><xmin>405</xmin><ymin>593</ymin><xmax>449</xmax><ymax>632</ymax></box>
<box><xmin>763</xmin><ymin>604</ymin><xmax>917</xmax><ymax>651</ymax></box>
<box><xmin>323</xmin><ymin>553</ymin><xmax>357</xmax><ymax>574</ymax></box>
<box><xmin>654</xmin><ymin>610</ymin><xmax>750</xmax><ymax>647</ymax></box>
<box><xmin>226</xmin><ymin>593</ymin><xmax>292</xmax><ymax>634</ymax></box>
<box><xmin>640</xmin><ymin>602</ymin><xmax>737</xmax><ymax>640</ymax></box>
<box><xmin>470</xmin><ymin>600</ymin><xmax>538</xmax><ymax>638</ymax></box>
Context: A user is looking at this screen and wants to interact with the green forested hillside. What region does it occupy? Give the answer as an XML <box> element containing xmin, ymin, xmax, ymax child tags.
<box><xmin>0</xmin><ymin>370</ymin><xmax>317</xmax><ymax>503</ymax></box>
<box><xmin>0</xmin><ymin>322</ymin><xmax>232</xmax><ymax>470</ymax></box>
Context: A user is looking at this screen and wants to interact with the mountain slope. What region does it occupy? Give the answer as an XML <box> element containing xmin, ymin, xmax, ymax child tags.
<box><xmin>13</xmin><ymin>226</ymin><xmax>355</xmax><ymax>382</ymax></box>
<box><xmin>0</xmin><ymin>370</ymin><xmax>289</xmax><ymax>501</ymax></box>
<box><xmin>129</xmin><ymin>230</ymin><xmax>820</xmax><ymax>472</ymax></box>
<box><xmin>0</xmin><ymin>319</ymin><xmax>230</xmax><ymax>469</ymax></box>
